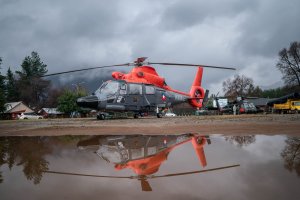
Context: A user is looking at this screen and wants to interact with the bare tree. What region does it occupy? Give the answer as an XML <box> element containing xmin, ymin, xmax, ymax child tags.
<box><xmin>45</xmin><ymin>87</ymin><xmax>65</xmax><ymax>107</ymax></box>
<box><xmin>224</xmin><ymin>136</ymin><xmax>256</xmax><ymax>147</ymax></box>
<box><xmin>281</xmin><ymin>137</ymin><xmax>300</xmax><ymax>177</ymax></box>
<box><xmin>277</xmin><ymin>41</ymin><xmax>300</xmax><ymax>86</ymax></box>
<box><xmin>222</xmin><ymin>74</ymin><xmax>261</xmax><ymax>98</ymax></box>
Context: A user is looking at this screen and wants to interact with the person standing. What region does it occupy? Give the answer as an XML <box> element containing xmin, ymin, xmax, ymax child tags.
<box><xmin>233</xmin><ymin>104</ymin><xmax>237</xmax><ymax>115</ymax></box>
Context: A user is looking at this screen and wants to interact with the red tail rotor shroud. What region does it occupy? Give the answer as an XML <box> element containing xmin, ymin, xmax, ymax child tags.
<box><xmin>189</xmin><ymin>67</ymin><xmax>205</xmax><ymax>108</ymax></box>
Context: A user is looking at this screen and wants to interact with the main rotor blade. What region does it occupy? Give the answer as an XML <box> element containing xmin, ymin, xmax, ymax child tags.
<box><xmin>43</xmin><ymin>170</ymin><xmax>132</xmax><ymax>179</ymax></box>
<box><xmin>41</xmin><ymin>63</ymin><xmax>131</xmax><ymax>77</ymax></box>
<box><xmin>150</xmin><ymin>164</ymin><xmax>240</xmax><ymax>179</ymax></box>
<box><xmin>148</xmin><ymin>62</ymin><xmax>236</xmax><ymax>70</ymax></box>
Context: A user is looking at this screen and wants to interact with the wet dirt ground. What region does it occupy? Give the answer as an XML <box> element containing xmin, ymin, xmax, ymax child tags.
<box><xmin>1</xmin><ymin>116</ymin><xmax>300</xmax><ymax>200</ymax></box>
<box><xmin>1</xmin><ymin>134</ymin><xmax>300</xmax><ymax>199</ymax></box>
<box><xmin>1</xmin><ymin>114</ymin><xmax>300</xmax><ymax>136</ymax></box>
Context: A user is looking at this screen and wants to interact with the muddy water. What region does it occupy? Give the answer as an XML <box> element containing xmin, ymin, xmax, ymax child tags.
<box><xmin>0</xmin><ymin>134</ymin><xmax>299</xmax><ymax>200</ymax></box>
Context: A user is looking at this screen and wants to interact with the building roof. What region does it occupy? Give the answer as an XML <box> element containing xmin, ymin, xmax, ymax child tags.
<box><xmin>4</xmin><ymin>102</ymin><xmax>34</xmax><ymax>113</ymax></box>
<box><xmin>39</xmin><ymin>108</ymin><xmax>64</xmax><ymax>115</ymax></box>
<box><xmin>246</xmin><ymin>98</ymin><xmax>271</xmax><ymax>106</ymax></box>
<box><xmin>4</xmin><ymin>102</ymin><xmax>21</xmax><ymax>112</ymax></box>
<box><xmin>267</xmin><ymin>92</ymin><xmax>300</xmax><ymax>106</ymax></box>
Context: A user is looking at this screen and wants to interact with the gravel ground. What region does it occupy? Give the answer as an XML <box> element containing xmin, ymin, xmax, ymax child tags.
<box><xmin>0</xmin><ymin>114</ymin><xmax>300</xmax><ymax>136</ymax></box>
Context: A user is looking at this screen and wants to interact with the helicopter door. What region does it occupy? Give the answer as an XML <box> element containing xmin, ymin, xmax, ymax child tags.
<box><xmin>144</xmin><ymin>85</ymin><xmax>156</xmax><ymax>110</ymax></box>
<box><xmin>127</xmin><ymin>83</ymin><xmax>144</xmax><ymax>111</ymax></box>
<box><xmin>116</xmin><ymin>82</ymin><xmax>127</xmax><ymax>104</ymax></box>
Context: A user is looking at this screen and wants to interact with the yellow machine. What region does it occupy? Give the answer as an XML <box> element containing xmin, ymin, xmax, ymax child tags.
<box><xmin>273</xmin><ymin>99</ymin><xmax>300</xmax><ymax>113</ymax></box>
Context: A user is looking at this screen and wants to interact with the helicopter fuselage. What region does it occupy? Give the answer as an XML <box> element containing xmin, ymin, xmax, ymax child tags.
<box><xmin>76</xmin><ymin>80</ymin><xmax>189</xmax><ymax>117</ymax></box>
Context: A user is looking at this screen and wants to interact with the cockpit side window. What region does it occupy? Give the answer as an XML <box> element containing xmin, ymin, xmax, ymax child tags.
<box><xmin>129</xmin><ymin>84</ymin><xmax>142</xmax><ymax>95</ymax></box>
<box><xmin>95</xmin><ymin>81</ymin><xmax>119</xmax><ymax>96</ymax></box>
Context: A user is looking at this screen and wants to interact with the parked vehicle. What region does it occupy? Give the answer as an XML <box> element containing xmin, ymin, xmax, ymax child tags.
<box><xmin>18</xmin><ymin>113</ymin><xmax>43</xmax><ymax>120</ymax></box>
<box><xmin>165</xmin><ymin>112</ymin><xmax>177</xmax><ymax>117</ymax></box>
<box><xmin>219</xmin><ymin>105</ymin><xmax>233</xmax><ymax>115</ymax></box>
<box><xmin>273</xmin><ymin>99</ymin><xmax>300</xmax><ymax>114</ymax></box>
<box><xmin>239</xmin><ymin>101</ymin><xmax>257</xmax><ymax>114</ymax></box>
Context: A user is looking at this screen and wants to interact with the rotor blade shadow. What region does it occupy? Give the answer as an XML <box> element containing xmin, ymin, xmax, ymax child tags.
<box><xmin>43</xmin><ymin>170</ymin><xmax>132</xmax><ymax>179</ymax></box>
<box><xmin>150</xmin><ymin>164</ymin><xmax>240</xmax><ymax>179</ymax></box>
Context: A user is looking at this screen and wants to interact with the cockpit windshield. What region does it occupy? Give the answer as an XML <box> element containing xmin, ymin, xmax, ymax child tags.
<box><xmin>95</xmin><ymin>81</ymin><xmax>119</xmax><ymax>96</ymax></box>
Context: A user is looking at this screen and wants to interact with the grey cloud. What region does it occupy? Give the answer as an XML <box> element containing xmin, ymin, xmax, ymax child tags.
<box><xmin>235</xmin><ymin>0</ymin><xmax>300</xmax><ymax>57</ymax></box>
<box><xmin>0</xmin><ymin>0</ymin><xmax>299</xmax><ymax>93</ymax></box>
<box><xmin>159</xmin><ymin>0</ymin><xmax>258</xmax><ymax>31</ymax></box>
<box><xmin>0</xmin><ymin>0</ymin><xmax>124</xmax><ymax>70</ymax></box>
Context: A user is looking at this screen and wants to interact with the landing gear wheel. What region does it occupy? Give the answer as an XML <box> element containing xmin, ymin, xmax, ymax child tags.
<box><xmin>157</xmin><ymin>113</ymin><xmax>162</xmax><ymax>118</ymax></box>
<box><xmin>100</xmin><ymin>114</ymin><xmax>106</xmax><ymax>120</ymax></box>
<box><xmin>97</xmin><ymin>114</ymin><xmax>106</xmax><ymax>120</ymax></box>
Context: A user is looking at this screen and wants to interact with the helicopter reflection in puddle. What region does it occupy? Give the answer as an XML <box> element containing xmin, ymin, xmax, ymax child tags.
<box><xmin>45</xmin><ymin>134</ymin><xmax>239</xmax><ymax>191</ymax></box>
<box><xmin>78</xmin><ymin>134</ymin><xmax>209</xmax><ymax>175</ymax></box>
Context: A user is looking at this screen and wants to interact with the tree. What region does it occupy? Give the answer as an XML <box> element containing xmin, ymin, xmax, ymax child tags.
<box><xmin>261</xmin><ymin>87</ymin><xmax>286</xmax><ymax>98</ymax></box>
<box><xmin>57</xmin><ymin>88</ymin><xmax>87</xmax><ymax>116</ymax></box>
<box><xmin>277</xmin><ymin>41</ymin><xmax>300</xmax><ymax>86</ymax></box>
<box><xmin>224</xmin><ymin>136</ymin><xmax>256</xmax><ymax>147</ymax></box>
<box><xmin>16</xmin><ymin>52</ymin><xmax>48</xmax><ymax>78</ymax></box>
<box><xmin>261</xmin><ymin>85</ymin><xmax>300</xmax><ymax>98</ymax></box>
<box><xmin>0</xmin><ymin>137</ymin><xmax>50</xmax><ymax>184</ymax></box>
<box><xmin>0</xmin><ymin>57</ymin><xmax>6</xmax><ymax>113</ymax></box>
<box><xmin>281</xmin><ymin>137</ymin><xmax>300</xmax><ymax>177</ymax></box>
<box><xmin>45</xmin><ymin>87</ymin><xmax>65</xmax><ymax>107</ymax></box>
<box><xmin>6</xmin><ymin>67</ymin><xmax>19</xmax><ymax>102</ymax></box>
<box><xmin>16</xmin><ymin>52</ymin><xmax>50</xmax><ymax>109</ymax></box>
<box><xmin>222</xmin><ymin>74</ymin><xmax>262</xmax><ymax>98</ymax></box>
<box><xmin>247</xmin><ymin>85</ymin><xmax>263</xmax><ymax>97</ymax></box>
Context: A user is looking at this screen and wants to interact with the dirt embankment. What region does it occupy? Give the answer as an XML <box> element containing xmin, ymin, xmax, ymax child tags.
<box><xmin>0</xmin><ymin>114</ymin><xmax>300</xmax><ymax>136</ymax></box>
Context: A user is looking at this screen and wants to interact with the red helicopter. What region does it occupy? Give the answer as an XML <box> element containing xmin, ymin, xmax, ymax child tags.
<box><xmin>43</xmin><ymin>57</ymin><xmax>235</xmax><ymax>119</ymax></box>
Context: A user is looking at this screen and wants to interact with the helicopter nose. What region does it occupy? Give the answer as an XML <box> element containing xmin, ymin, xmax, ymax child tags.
<box><xmin>76</xmin><ymin>95</ymin><xmax>99</xmax><ymax>109</ymax></box>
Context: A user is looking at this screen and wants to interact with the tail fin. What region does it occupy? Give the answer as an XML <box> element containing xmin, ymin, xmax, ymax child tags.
<box><xmin>189</xmin><ymin>67</ymin><xmax>205</xmax><ymax>108</ymax></box>
<box><xmin>191</xmin><ymin>136</ymin><xmax>207</xmax><ymax>167</ymax></box>
<box><xmin>192</xmin><ymin>67</ymin><xmax>203</xmax><ymax>87</ymax></box>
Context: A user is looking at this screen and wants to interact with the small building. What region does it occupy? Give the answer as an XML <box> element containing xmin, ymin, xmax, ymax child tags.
<box><xmin>38</xmin><ymin>108</ymin><xmax>65</xmax><ymax>118</ymax></box>
<box><xmin>3</xmin><ymin>102</ymin><xmax>34</xmax><ymax>120</ymax></box>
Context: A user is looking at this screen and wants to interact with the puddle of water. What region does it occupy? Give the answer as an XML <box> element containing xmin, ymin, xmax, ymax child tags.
<box><xmin>0</xmin><ymin>134</ymin><xmax>299</xmax><ymax>200</ymax></box>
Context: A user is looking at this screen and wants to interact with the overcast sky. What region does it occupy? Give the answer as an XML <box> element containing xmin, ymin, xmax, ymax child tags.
<box><xmin>1</xmin><ymin>0</ymin><xmax>300</xmax><ymax>94</ymax></box>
